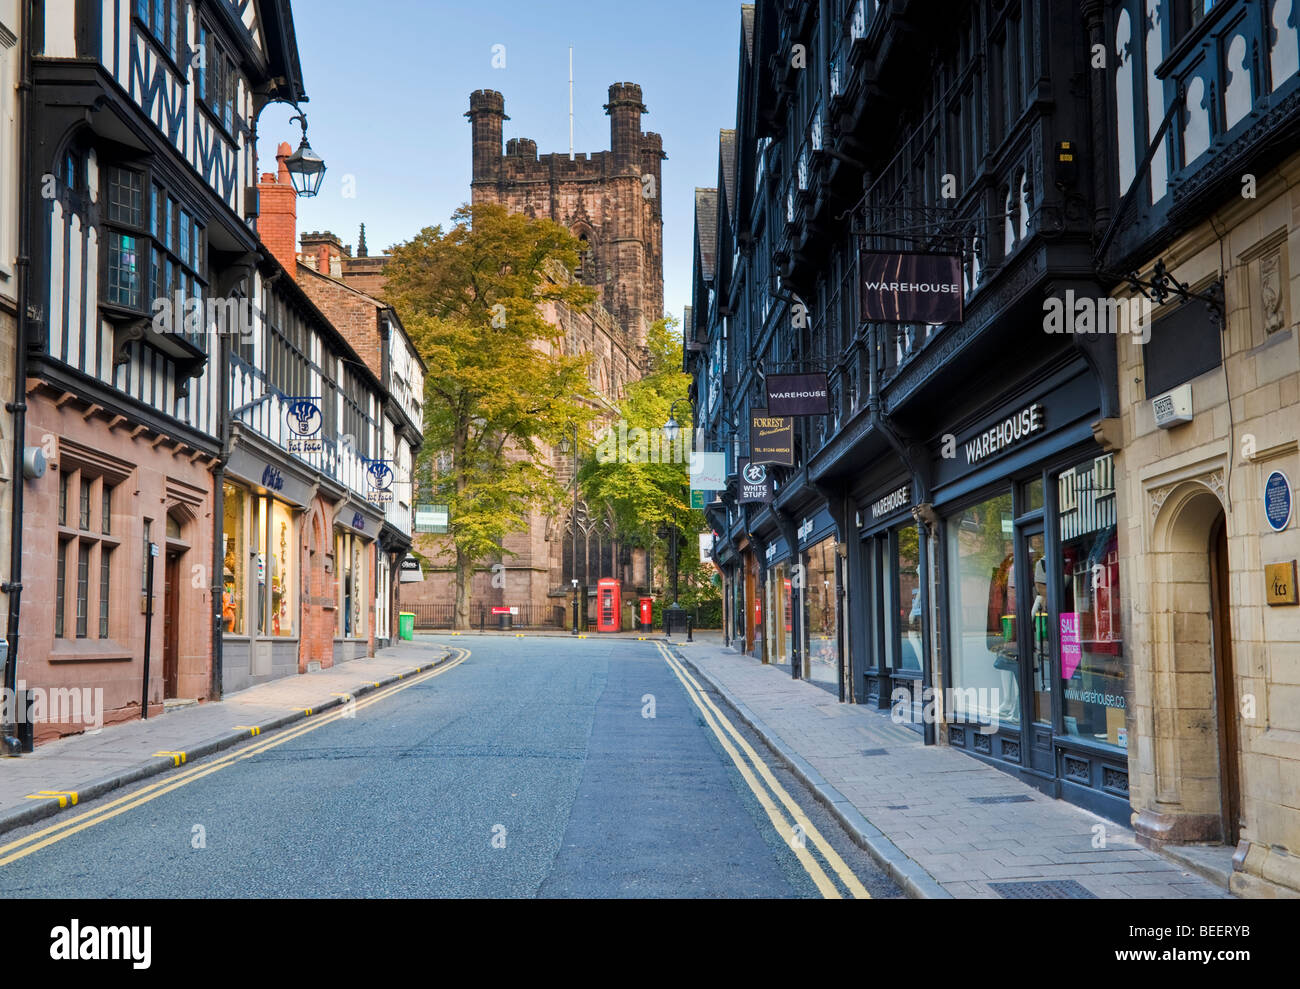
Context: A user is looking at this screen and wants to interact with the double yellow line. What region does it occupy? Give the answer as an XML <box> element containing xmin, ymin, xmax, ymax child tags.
<box><xmin>656</xmin><ymin>642</ymin><xmax>869</xmax><ymax>899</ymax></box>
<box><xmin>0</xmin><ymin>648</ymin><xmax>470</xmax><ymax>868</ymax></box>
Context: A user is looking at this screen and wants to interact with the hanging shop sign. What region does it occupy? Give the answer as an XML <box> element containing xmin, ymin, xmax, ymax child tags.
<box><xmin>766</xmin><ymin>373</ymin><xmax>830</xmax><ymax>416</ymax></box>
<box><xmin>690</xmin><ymin>489</ymin><xmax>707</xmax><ymax>510</ymax></box>
<box><xmin>750</xmin><ymin>410</ymin><xmax>795</xmax><ymax>466</ymax></box>
<box><xmin>689</xmin><ymin>451</ymin><xmax>727</xmax><ymax>491</ymax></box>
<box><xmin>399</xmin><ymin>555</ymin><xmax>425</xmax><ymax>583</ymax></box>
<box><xmin>285</xmin><ymin>397</ymin><xmax>324</xmax><ymax>454</ymax></box>
<box><xmin>699</xmin><ymin>532</ymin><xmax>714</xmax><ymax>562</ymax></box>
<box><xmin>365</xmin><ymin>460</ymin><xmax>395</xmax><ymax>506</ymax></box>
<box><xmin>859</xmin><ymin>250</ymin><xmax>963</xmax><ymax>324</ymax></box>
<box><xmin>1265</xmin><ymin>471</ymin><xmax>1292</xmax><ymax>532</ymax></box>
<box><xmin>415</xmin><ymin>504</ymin><xmax>449</xmax><ymax>534</ymax></box>
<box><xmin>737</xmin><ymin>460</ymin><xmax>773</xmax><ymax>504</ymax></box>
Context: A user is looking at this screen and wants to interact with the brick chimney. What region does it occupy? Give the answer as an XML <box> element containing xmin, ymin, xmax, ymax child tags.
<box><xmin>300</xmin><ymin>231</ymin><xmax>348</xmax><ymax>279</ymax></box>
<box><xmin>258</xmin><ymin>142</ymin><xmax>298</xmax><ymax>275</ymax></box>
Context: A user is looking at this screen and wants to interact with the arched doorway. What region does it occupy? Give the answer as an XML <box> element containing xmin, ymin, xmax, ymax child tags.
<box><xmin>1136</xmin><ymin>481</ymin><xmax>1240</xmax><ymax>846</ymax></box>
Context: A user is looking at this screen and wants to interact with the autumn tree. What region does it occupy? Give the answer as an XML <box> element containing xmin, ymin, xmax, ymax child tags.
<box><xmin>385</xmin><ymin>203</ymin><xmax>599</xmax><ymax>629</ymax></box>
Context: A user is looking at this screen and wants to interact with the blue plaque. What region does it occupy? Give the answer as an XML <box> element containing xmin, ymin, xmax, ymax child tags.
<box><xmin>1265</xmin><ymin>471</ymin><xmax>1292</xmax><ymax>532</ymax></box>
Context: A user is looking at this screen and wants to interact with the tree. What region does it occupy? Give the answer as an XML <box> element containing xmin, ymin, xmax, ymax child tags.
<box><xmin>385</xmin><ymin>203</ymin><xmax>599</xmax><ymax>629</ymax></box>
<box><xmin>579</xmin><ymin>317</ymin><xmax>715</xmax><ymax>609</ymax></box>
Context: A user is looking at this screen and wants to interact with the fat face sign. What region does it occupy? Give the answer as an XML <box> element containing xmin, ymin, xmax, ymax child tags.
<box><xmin>750</xmin><ymin>410</ymin><xmax>795</xmax><ymax>466</ymax></box>
<box><xmin>365</xmin><ymin>460</ymin><xmax>395</xmax><ymax>506</ymax></box>
<box><xmin>859</xmin><ymin>250</ymin><xmax>963</xmax><ymax>324</ymax></box>
<box><xmin>285</xmin><ymin>398</ymin><xmax>324</xmax><ymax>454</ymax></box>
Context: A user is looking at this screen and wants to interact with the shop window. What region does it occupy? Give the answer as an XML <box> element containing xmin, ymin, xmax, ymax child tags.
<box><xmin>55</xmin><ymin>461</ymin><xmax>123</xmax><ymax>641</ymax></box>
<box><xmin>803</xmin><ymin>537</ymin><xmax>840</xmax><ymax>684</ymax></box>
<box><xmin>222</xmin><ymin>484</ymin><xmax>247</xmax><ymax>635</ymax></box>
<box><xmin>1057</xmin><ymin>455</ymin><xmax>1125</xmax><ymax>750</ymax></box>
<box><xmin>336</xmin><ymin>531</ymin><xmax>369</xmax><ymax>639</ymax></box>
<box><xmin>894</xmin><ymin>524</ymin><xmax>922</xmax><ymax>672</ymax></box>
<box><xmin>256</xmin><ymin>498</ymin><xmax>295</xmax><ymax>637</ymax></box>
<box><xmin>946</xmin><ymin>491</ymin><xmax>1018</xmax><ymax>726</ymax></box>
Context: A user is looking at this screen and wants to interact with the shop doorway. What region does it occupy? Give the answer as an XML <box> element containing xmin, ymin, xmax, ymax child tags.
<box><xmin>163</xmin><ymin>551</ymin><xmax>181</xmax><ymax>699</ymax></box>
<box><xmin>1209</xmin><ymin>512</ymin><xmax>1240</xmax><ymax>846</ymax></box>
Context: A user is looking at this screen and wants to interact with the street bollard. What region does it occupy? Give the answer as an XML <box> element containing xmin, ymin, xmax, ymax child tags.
<box><xmin>686</xmin><ymin>616</ymin><xmax>693</xmax><ymax>642</ymax></box>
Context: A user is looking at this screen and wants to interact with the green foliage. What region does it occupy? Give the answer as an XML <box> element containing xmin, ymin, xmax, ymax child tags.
<box><xmin>579</xmin><ymin>316</ymin><xmax>718</xmax><ymax>613</ymax></box>
<box><xmin>384</xmin><ymin>203</ymin><xmax>600</xmax><ymax>624</ymax></box>
<box><xmin>578</xmin><ymin>316</ymin><xmax>704</xmax><ymax>545</ymax></box>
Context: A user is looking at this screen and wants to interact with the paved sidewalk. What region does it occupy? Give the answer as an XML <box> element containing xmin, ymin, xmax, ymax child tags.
<box><xmin>673</xmin><ymin>637</ymin><xmax>1230</xmax><ymax>899</ymax></box>
<box><xmin>0</xmin><ymin>639</ymin><xmax>452</xmax><ymax>836</ymax></box>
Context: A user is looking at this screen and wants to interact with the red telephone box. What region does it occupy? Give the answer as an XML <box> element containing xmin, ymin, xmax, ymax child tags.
<box><xmin>596</xmin><ymin>578</ymin><xmax>622</xmax><ymax>632</ymax></box>
<box><xmin>638</xmin><ymin>597</ymin><xmax>653</xmax><ymax>631</ymax></box>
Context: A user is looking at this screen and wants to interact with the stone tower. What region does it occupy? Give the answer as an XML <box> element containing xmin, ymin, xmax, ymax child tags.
<box><xmin>465</xmin><ymin>83</ymin><xmax>666</xmax><ymax>353</ymax></box>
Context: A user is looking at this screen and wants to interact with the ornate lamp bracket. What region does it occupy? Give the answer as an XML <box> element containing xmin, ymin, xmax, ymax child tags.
<box><xmin>1124</xmin><ymin>259</ymin><xmax>1226</xmax><ymax>328</ymax></box>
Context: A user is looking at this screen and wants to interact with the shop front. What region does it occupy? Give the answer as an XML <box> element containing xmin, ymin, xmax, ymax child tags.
<box><xmin>222</xmin><ymin>442</ymin><xmax>315</xmax><ymax>694</ymax></box>
<box><xmin>855</xmin><ymin>477</ymin><xmax>925</xmax><ymax>727</ymax></box>
<box><xmin>761</xmin><ymin>533</ymin><xmax>792</xmax><ymax>667</ymax></box>
<box><xmin>933</xmin><ymin>357</ymin><xmax>1129</xmax><ymax>821</ymax></box>
<box><xmin>334</xmin><ymin>501</ymin><xmax>382</xmax><ymax>663</ymax></box>
<box><xmin>796</xmin><ymin>508</ymin><xmax>843</xmax><ymax>695</ymax></box>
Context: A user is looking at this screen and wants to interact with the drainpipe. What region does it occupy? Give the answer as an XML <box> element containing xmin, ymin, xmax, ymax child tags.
<box><xmin>3</xmin><ymin>0</ymin><xmax>35</xmax><ymax>754</ymax></box>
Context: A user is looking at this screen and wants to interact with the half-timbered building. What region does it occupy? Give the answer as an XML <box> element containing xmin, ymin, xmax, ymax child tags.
<box><xmin>21</xmin><ymin>0</ymin><xmax>305</xmax><ymax>737</ymax></box>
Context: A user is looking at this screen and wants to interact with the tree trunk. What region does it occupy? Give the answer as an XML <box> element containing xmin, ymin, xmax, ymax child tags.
<box><xmin>454</xmin><ymin>546</ymin><xmax>472</xmax><ymax>630</ymax></box>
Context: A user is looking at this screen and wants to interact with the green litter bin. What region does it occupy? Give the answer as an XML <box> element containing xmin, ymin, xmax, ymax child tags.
<box><xmin>399</xmin><ymin>612</ymin><xmax>415</xmax><ymax>641</ymax></box>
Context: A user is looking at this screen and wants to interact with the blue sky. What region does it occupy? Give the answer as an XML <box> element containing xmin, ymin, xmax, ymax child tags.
<box><xmin>261</xmin><ymin>0</ymin><xmax>743</xmax><ymax>326</ymax></box>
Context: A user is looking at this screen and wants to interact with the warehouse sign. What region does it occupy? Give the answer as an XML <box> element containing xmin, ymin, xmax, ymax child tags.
<box><xmin>766</xmin><ymin>373</ymin><xmax>830</xmax><ymax>416</ymax></box>
<box><xmin>859</xmin><ymin>250</ymin><xmax>963</xmax><ymax>324</ymax></box>
<box><xmin>750</xmin><ymin>410</ymin><xmax>794</xmax><ymax>466</ymax></box>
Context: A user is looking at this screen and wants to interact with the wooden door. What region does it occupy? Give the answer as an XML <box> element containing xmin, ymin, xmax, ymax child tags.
<box><xmin>1209</xmin><ymin>515</ymin><xmax>1240</xmax><ymax>845</ymax></box>
<box><xmin>163</xmin><ymin>553</ymin><xmax>180</xmax><ymax>699</ymax></box>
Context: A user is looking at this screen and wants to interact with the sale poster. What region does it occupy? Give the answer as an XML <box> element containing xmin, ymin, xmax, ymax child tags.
<box><xmin>1060</xmin><ymin>612</ymin><xmax>1082</xmax><ymax>679</ymax></box>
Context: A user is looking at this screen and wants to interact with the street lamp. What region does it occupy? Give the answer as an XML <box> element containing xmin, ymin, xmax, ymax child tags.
<box><xmin>284</xmin><ymin>111</ymin><xmax>327</xmax><ymax>198</ymax></box>
<box><xmin>571</xmin><ymin>578</ymin><xmax>580</xmax><ymax>636</ymax></box>
<box><xmin>663</xmin><ymin>399</ymin><xmax>687</xmax><ymax>445</ymax></box>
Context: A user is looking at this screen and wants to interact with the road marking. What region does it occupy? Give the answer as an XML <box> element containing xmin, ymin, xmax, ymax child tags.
<box><xmin>0</xmin><ymin>649</ymin><xmax>471</xmax><ymax>867</ymax></box>
<box><xmin>233</xmin><ymin>726</ymin><xmax>261</xmax><ymax>736</ymax></box>
<box><xmin>656</xmin><ymin>642</ymin><xmax>871</xmax><ymax>900</ymax></box>
<box><xmin>25</xmin><ymin>791</ymin><xmax>78</xmax><ymax>808</ymax></box>
<box><xmin>152</xmin><ymin>751</ymin><xmax>187</xmax><ymax>767</ymax></box>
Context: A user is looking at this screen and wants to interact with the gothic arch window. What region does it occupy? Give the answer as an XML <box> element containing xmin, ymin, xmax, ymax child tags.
<box><xmin>575</xmin><ymin>231</ymin><xmax>596</xmax><ymax>283</ymax></box>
